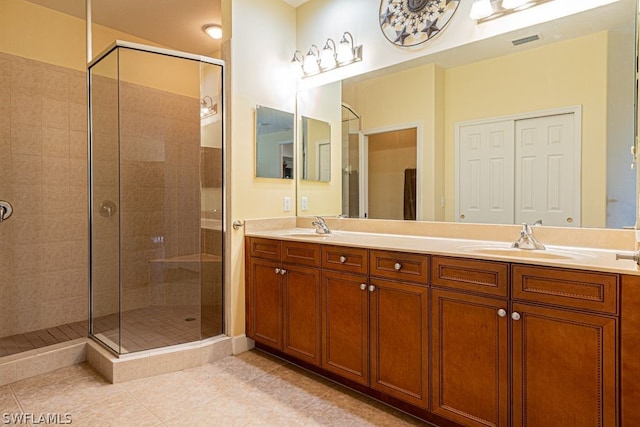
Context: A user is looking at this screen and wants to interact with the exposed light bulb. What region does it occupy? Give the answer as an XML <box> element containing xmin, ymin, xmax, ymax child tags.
<box><xmin>470</xmin><ymin>0</ymin><xmax>493</xmax><ymax>20</ymax></box>
<box><xmin>502</xmin><ymin>0</ymin><xmax>530</xmax><ymax>9</ymax></box>
<box><xmin>303</xmin><ymin>47</ymin><xmax>320</xmax><ymax>75</ymax></box>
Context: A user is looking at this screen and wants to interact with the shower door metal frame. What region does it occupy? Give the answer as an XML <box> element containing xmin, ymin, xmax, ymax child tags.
<box><xmin>87</xmin><ymin>40</ymin><xmax>227</xmax><ymax>355</ymax></box>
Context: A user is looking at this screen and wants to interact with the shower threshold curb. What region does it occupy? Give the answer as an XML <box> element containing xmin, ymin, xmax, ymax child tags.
<box><xmin>87</xmin><ymin>335</ymin><xmax>233</xmax><ymax>383</ymax></box>
<box><xmin>0</xmin><ymin>335</ymin><xmax>240</xmax><ymax>386</ymax></box>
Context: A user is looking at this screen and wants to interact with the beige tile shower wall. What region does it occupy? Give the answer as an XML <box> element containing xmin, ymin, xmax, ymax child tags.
<box><xmin>118</xmin><ymin>81</ymin><xmax>201</xmax><ymax>312</ymax></box>
<box><xmin>0</xmin><ymin>52</ymin><xmax>88</xmax><ymax>337</ymax></box>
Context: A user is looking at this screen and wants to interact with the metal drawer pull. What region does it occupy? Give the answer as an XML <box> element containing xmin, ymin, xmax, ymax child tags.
<box><xmin>394</xmin><ymin>262</ymin><xmax>402</xmax><ymax>271</ymax></box>
<box><xmin>360</xmin><ymin>283</ymin><xmax>367</xmax><ymax>291</ymax></box>
<box><xmin>339</xmin><ymin>256</ymin><xmax>347</xmax><ymax>263</ymax></box>
<box><xmin>280</xmin><ymin>269</ymin><xmax>287</xmax><ymax>275</ymax></box>
<box><xmin>274</xmin><ymin>268</ymin><xmax>280</xmax><ymax>274</ymax></box>
<box><xmin>497</xmin><ymin>309</ymin><xmax>507</xmax><ymax>318</ymax></box>
<box><xmin>511</xmin><ymin>312</ymin><xmax>521</xmax><ymax>321</ymax></box>
<box><xmin>368</xmin><ymin>285</ymin><xmax>376</xmax><ymax>292</ymax></box>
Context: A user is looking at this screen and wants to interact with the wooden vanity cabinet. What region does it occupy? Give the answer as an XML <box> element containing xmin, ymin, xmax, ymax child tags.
<box><xmin>321</xmin><ymin>269</ymin><xmax>370</xmax><ymax>385</ymax></box>
<box><xmin>321</xmin><ymin>247</ymin><xmax>431</xmax><ymax>409</ymax></box>
<box><xmin>246</xmin><ymin>237</ymin><xmax>322</xmax><ymax>366</ymax></box>
<box><xmin>431</xmin><ymin>256</ymin><xmax>510</xmax><ymax>427</ymax></box>
<box><xmin>368</xmin><ymin>250</ymin><xmax>430</xmax><ymax>409</ymax></box>
<box><xmin>510</xmin><ymin>301</ymin><xmax>617</xmax><ymax>427</ymax></box>
<box><xmin>510</xmin><ymin>266</ymin><xmax>618</xmax><ymax>427</ymax></box>
<box><xmin>431</xmin><ymin>258</ymin><xmax>619</xmax><ymax>427</ymax></box>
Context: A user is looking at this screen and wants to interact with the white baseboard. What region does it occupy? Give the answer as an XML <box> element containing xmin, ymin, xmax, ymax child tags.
<box><xmin>231</xmin><ymin>334</ymin><xmax>255</xmax><ymax>355</ymax></box>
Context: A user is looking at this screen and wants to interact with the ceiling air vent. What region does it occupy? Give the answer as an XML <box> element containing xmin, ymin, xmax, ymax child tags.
<box><xmin>511</xmin><ymin>34</ymin><xmax>540</xmax><ymax>46</ymax></box>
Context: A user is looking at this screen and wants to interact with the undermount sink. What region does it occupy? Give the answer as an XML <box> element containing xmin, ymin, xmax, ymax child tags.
<box><xmin>457</xmin><ymin>244</ymin><xmax>592</xmax><ymax>260</ymax></box>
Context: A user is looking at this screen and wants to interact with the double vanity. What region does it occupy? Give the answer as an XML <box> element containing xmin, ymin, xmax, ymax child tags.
<box><xmin>244</xmin><ymin>218</ymin><xmax>640</xmax><ymax>426</ymax></box>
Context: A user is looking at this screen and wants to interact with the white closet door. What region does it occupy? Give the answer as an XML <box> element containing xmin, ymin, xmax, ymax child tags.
<box><xmin>514</xmin><ymin>113</ymin><xmax>579</xmax><ymax>227</ymax></box>
<box><xmin>458</xmin><ymin>121</ymin><xmax>515</xmax><ymax>224</ymax></box>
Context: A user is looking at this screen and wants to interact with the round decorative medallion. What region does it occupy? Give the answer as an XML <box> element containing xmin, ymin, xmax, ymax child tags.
<box><xmin>379</xmin><ymin>0</ymin><xmax>460</xmax><ymax>47</ymax></box>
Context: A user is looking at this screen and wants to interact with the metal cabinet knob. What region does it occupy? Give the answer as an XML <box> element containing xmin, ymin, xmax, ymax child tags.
<box><xmin>280</xmin><ymin>269</ymin><xmax>287</xmax><ymax>275</ymax></box>
<box><xmin>394</xmin><ymin>263</ymin><xmax>402</xmax><ymax>271</ymax></box>
<box><xmin>274</xmin><ymin>268</ymin><xmax>280</xmax><ymax>274</ymax></box>
<box><xmin>339</xmin><ymin>256</ymin><xmax>347</xmax><ymax>263</ymax></box>
<box><xmin>511</xmin><ymin>312</ymin><xmax>521</xmax><ymax>321</ymax></box>
<box><xmin>368</xmin><ymin>285</ymin><xmax>376</xmax><ymax>292</ymax></box>
<box><xmin>360</xmin><ymin>283</ymin><xmax>367</xmax><ymax>291</ymax></box>
<box><xmin>497</xmin><ymin>309</ymin><xmax>507</xmax><ymax>318</ymax></box>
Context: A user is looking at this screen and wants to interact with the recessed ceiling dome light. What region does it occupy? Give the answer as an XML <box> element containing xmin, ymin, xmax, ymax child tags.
<box><xmin>203</xmin><ymin>24</ymin><xmax>222</xmax><ymax>40</ymax></box>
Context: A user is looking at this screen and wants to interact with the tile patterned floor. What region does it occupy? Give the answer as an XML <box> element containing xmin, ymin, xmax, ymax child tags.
<box><xmin>1</xmin><ymin>350</ymin><xmax>429</xmax><ymax>426</ymax></box>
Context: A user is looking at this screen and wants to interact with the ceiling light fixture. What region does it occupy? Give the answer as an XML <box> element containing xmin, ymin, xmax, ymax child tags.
<box><xmin>203</xmin><ymin>24</ymin><xmax>222</xmax><ymax>40</ymax></box>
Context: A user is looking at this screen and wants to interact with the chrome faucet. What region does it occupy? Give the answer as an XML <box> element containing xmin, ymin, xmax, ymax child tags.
<box><xmin>511</xmin><ymin>223</ymin><xmax>545</xmax><ymax>250</ymax></box>
<box><xmin>311</xmin><ymin>216</ymin><xmax>332</xmax><ymax>234</ymax></box>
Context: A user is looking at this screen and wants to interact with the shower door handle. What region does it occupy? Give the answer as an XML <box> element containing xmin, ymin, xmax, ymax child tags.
<box><xmin>0</xmin><ymin>201</ymin><xmax>13</xmax><ymax>223</ymax></box>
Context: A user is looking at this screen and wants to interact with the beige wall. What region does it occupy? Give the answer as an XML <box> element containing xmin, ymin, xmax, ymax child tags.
<box><xmin>444</xmin><ymin>31</ymin><xmax>608</xmax><ymax>227</ymax></box>
<box><xmin>296</xmin><ymin>81</ymin><xmax>342</xmax><ymax>216</ymax></box>
<box><xmin>343</xmin><ymin>32</ymin><xmax>609</xmax><ymax>228</ymax></box>
<box><xmin>0</xmin><ymin>0</ymin><xmax>200</xmax><ymax>97</ymax></box>
<box><xmin>226</xmin><ymin>0</ymin><xmax>297</xmax><ymax>337</ymax></box>
<box><xmin>343</xmin><ymin>63</ymin><xmax>444</xmax><ymax>221</ymax></box>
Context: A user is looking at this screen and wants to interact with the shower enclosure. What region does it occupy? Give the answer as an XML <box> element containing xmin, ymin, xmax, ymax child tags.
<box><xmin>88</xmin><ymin>42</ymin><xmax>224</xmax><ymax>354</ymax></box>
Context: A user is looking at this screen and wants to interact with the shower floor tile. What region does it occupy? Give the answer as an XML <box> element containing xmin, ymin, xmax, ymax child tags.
<box><xmin>1</xmin><ymin>304</ymin><xmax>222</xmax><ymax>358</ymax></box>
<box><xmin>92</xmin><ymin>305</ymin><xmax>222</xmax><ymax>353</ymax></box>
<box><xmin>0</xmin><ymin>321</ymin><xmax>87</xmax><ymax>358</ymax></box>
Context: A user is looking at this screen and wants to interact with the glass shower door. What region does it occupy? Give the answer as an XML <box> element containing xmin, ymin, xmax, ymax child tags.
<box><xmin>89</xmin><ymin>42</ymin><xmax>224</xmax><ymax>354</ymax></box>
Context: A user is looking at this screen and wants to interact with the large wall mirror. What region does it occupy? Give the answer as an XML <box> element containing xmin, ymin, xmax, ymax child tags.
<box><xmin>297</xmin><ymin>0</ymin><xmax>637</xmax><ymax>229</ymax></box>
<box><xmin>301</xmin><ymin>116</ymin><xmax>332</xmax><ymax>182</ymax></box>
<box><xmin>255</xmin><ymin>105</ymin><xmax>295</xmax><ymax>179</ymax></box>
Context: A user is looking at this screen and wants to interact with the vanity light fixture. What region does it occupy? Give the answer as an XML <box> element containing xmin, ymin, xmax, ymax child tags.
<box><xmin>303</xmin><ymin>45</ymin><xmax>321</xmax><ymax>75</ymax></box>
<box><xmin>472</xmin><ymin>0</ymin><xmax>553</xmax><ymax>22</ymax></box>
<box><xmin>320</xmin><ymin>39</ymin><xmax>337</xmax><ymax>70</ymax></box>
<box><xmin>203</xmin><ymin>24</ymin><xmax>222</xmax><ymax>40</ymax></box>
<box><xmin>292</xmin><ymin>31</ymin><xmax>362</xmax><ymax>79</ymax></box>
<box><xmin>290</xmin><ymin>50</ymin><xmax>304</xmax><ymax>76</ymax></box>
<box><xmin>502</xmin><ymin>0</ymin><xmax>531</xmax><ymax>9</ymax></box>
<box><xmin>200</xmin><ymin>95</ymin><xmax>217</xmax><ymax>118</ymax></box>
<box><xmin>470</xmin><ymin>0</ymin><xmax>494</xmax><ymax>20</ymax></box>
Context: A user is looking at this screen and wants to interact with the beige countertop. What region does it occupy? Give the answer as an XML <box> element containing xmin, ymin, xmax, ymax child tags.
<box><xmin>246</xmin><ymin>227</ymin><xmax>640</xmax><ymax>276</ymax></box>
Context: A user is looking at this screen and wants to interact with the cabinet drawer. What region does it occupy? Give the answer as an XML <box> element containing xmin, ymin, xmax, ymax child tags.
<box><xmin>432</xmin><ymin>256</ymin><xmax>509</xmax><ymax>298</ymax></box>
<box><xmin>247</xmin><ymin>237</ymin><xmax>281</xmax><ymax>260</ymax></box>
<box><xmin>512</xmin><ymin>265</ymin><xmax>618</xmax><ymax>314</ymax></box>
<box><xmin>370</xmin><ymin>250</ymin><xmax>428</xmax><ymax>284</ymax></box>
<box><xmin>282</xmin><ymin>240</ymin><xmax>321</xmax><ymax>267</ymax></box>
<box><xmin>321</xmin><ymin>245</ymin><xmax>368</xmax><ymax>275</ymax></box>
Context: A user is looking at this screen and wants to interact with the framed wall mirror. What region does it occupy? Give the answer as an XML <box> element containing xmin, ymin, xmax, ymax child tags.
<box><xmin>297</xmin><ymin>0</ymin><xmax>637</xmax><ymax>229</ymax></box>
<box><xmin>301</xmin><ymin>116</ymin><xmax>331</xmax><ymax>182</ymax></box>
<box><xmin>255</xmin><ymin>105</ymin><xmax>295</xmax><ymax>179</ymax></box>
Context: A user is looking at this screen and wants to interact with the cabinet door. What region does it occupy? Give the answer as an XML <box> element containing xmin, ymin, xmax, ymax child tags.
<box><xmin>283</xmin><ymin>264</ymin><xmax>321</xmax><ymax>366</ymax></box>
<box><xmin>431</xmin><ymin>289</ymin><xmax>508</xmax><ymax>427</ymax></box>
<box><xmin>321</xmin><ymin>270</ymin><xmax>369</xmax><ymax>385</ymax></box>
<box><xmin>370</xmin><ymin>279</ymin><xmax>429</xmax><ymax>409</ymax></box>
<box><xmin>248</xmin><ymin>257</ymin><xmax>283</xmax><ymax>350</ymax></box>
<box><xmin>511</xmin><ymin>302</ymin><xmax>617</xmax><ymax>427</ymax></box>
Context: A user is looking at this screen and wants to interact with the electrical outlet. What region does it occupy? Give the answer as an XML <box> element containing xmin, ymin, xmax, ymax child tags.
<box><xmin>283</xmin><ymin>196</ymin><xmax>291</xmax><ymax>211</ymax></box>
<box><xmin>301</xmin><ymin>196</ymin><xmax>308</xmax><ymax>211</ymax></box>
